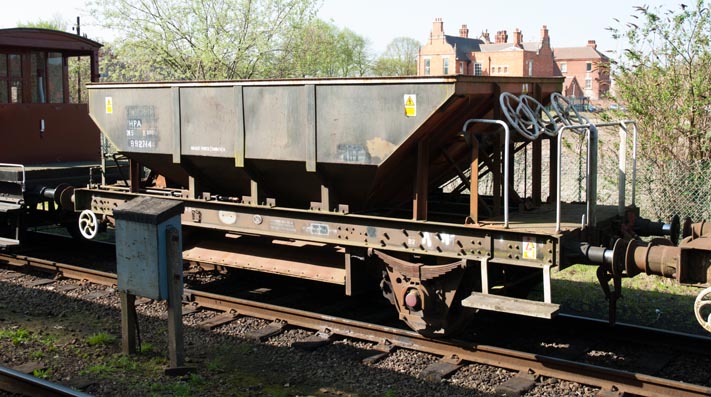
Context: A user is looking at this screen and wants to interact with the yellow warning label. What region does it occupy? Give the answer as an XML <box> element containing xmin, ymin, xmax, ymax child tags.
<box><xmin>105</xmin><ymin>97</ymin><xmax>113</xmax><ymax>114</ymax></box>
<box><xmin>404</xmin><ymin>94</ymin><xmax>416</xmax><ymax>117</ymax></box>
<box><xmin>522</xmin><ymin>236</ymin><xmax>537</xmax><ymax>259</ymax></box>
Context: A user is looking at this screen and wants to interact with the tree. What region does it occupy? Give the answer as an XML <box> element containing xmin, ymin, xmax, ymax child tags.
<box><xmin>250</xmin><ymin>18</ymin><xmax>372</xmax><ymax>78</ymax></box>
<box><xmin>609</xmin><ymin>0</ymin><xmax>711</xmax><ymax>220</ymax></box>
<box><xmin>610</xmin><ymin>1</ymin><xmax>711</xmax><ymax>161</ymax></box>
<box><xmin>89</xmin><ymin>0</ymin><xmax>320</xmax><ymax>81</ymax></box>
<box><xmin>372</xmin><ymin>37</ymin><xmax>420</xmax><ymax>76</ymax></box>
<box><xmin>16</xmin><ymin>15</ymin><xmax>68</xmax><ymax>31</ymax></box>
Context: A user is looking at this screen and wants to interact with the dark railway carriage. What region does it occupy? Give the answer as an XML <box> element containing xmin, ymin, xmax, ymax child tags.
<box><xmin>0</xmin><ymin>28</ymin><xmax>103</xmax><ymax>248</ymax></box>
<box><xmin>73</xmin><ymin>76</ymin><xmax>711</xmax><ymax>336</ymax></box>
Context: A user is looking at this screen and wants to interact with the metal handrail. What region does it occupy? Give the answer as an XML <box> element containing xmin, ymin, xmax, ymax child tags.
<box><xmin>462</xmin><ymin>119</ymin><xmax>511</xmax><ymax>228</ymax></box>
<box><xmin>556</xmin><ymin>124</ymin><xmax>598</xmax><ymax>233</ymax></box>
<box><xmin>594</xmin><ymin>120</ymin><xmax>638</xmax><ymax>215</ymax></box>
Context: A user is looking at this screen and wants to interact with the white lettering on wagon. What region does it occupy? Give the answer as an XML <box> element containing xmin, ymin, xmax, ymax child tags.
<box><xmin>189</xmin><ymin>145</ymin><xmax>227</xmax><ymax>153</ymax></box>
<box><xmin>305</xmin><ymin>223</ymin><xmax>330</xmax><ymax>236</ymax></box>
<box><xmin>421</xmin><ymin>232</ymin><xmax>456</xmax><ymax>249</ymax></box>
<box><xmin>269</xmin><ymin>219</ymin><xmax>296</xmax><ymax>233</ymax></box>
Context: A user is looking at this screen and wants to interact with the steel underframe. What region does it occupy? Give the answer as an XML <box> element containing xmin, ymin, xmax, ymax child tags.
<box><xmin>75</xmin><ymin>187</ymin><xmax>559</xmax><ymax>269</ymax></box>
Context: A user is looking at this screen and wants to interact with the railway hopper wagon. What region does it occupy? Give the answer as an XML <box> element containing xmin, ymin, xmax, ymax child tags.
<box><xmin>0</xmin><ymin>28</ymin><xmax>104</xmax><ymax>248</ymax></box>
<box><xmin>75</xmin><ymin>76</ymin><xmax>711</xmax><ymax>336</ymax></box>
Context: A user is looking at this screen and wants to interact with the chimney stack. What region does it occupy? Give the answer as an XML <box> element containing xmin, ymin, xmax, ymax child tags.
<box><xmin>495</xmin><ymin>30</ymin><xmax>508</xmax><ymax>44</ymax></box>
<box><xmin>513</xmin><ymin>28</ymin><xmax>523</xmax><ymax>47</ymax></box>
<box><xmin>432</xmin><ymin>18</ymin><xmax>444</xmax><ymax>39</ymax></box>
<box><xmin>540</xmin><ymin>25</ymin><xmax>549</xmax><ymax>46</ymax></box>
<box><xmin>587</xmin><ymin>40</ymin><xmax>597</xmax><ymax>49</ymax></box>
<box><xmin>481</xmin><ymin>29</ymin><xmax>491</xmax><ymax>43</ymax></box>
<box><xmin>459</xmin><ymin>24</ymin><xmax>469</xmax><ymax>38</ymax></box>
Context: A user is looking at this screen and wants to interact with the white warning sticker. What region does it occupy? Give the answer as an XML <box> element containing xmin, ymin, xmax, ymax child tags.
<box><xmin>522</xmin><ymin>236</ymin><xmax>537</xmax><ymax>259</ymax></box>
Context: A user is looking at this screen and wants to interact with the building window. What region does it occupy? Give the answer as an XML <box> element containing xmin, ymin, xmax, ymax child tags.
<box><xmin>585</xmin><ymin>78</ymin><xmax>592</xmax><ymax>89</ymax></box>
<box><xmin>8</xmin><ymin>53</ymin><xmax>22</xmax><ymax>103</ymax></box>
<box><xmin>460</xmin><ymin>61</ymin><xmax>465</xmax><ymax>74</ymax></box>
<box><xmin>474</xmin><ymin>63</ymin><xmax>482</xmax><ymax>76</ymax></box>
<box><xmin>47</xmin><ymin>52</ymin><xmax>64</xmax><ymax>103</ymax></box>
<box><xmin>528</xmin><ymin>61</ymin><xmax>533</xmax><ymax>76</ymax></box>
<box><xmin>560</xmin><ymin>62</ymin><xmax>567</xmax><ymax>73</ymax></box>
<box><xmin>424</xmin><ymin>58</ymin><xmax>430</xmax><ymax>75</ymax></box>
<box><xmin>443</xmin><ymin>57</ymin><xmax>449</xmax><ymax>74</ymax></box>
<box><xmin>31</xmin><ymin>52</ymin><xmax>47</xmax><ymax>103</ymax></box>
<box><xmin>0</xmin><ymin>54</ymin><xmax>7</xmax><ymax>103</ymax></box>
<box><xmin>586</xmin><ymin>62</ymin><xmax>592</xmax><ymax>72</ymax></box>
<box><xmin>503</xmin><ymin>66</ymin><xmax>508</xmax><ymax>74</ymax></box>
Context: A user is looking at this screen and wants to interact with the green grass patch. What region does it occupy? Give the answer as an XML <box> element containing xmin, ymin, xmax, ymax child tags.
<box><xmin>87</xmin><ymin>332</ymin><xmax>116</xmax><ymax>346</ymax></box>
<box><xmin>32</xmin><ymin>368</ymin><xmax>52</xmax><ymax>379</ymax></box>
<box><xmin>548</xmin><ymin>264</ymin><xmax>703</xmax><ymax>334</ymax></box>
<box><xmin>81</xmin><ymin>353</ymin><xmax>166</xmax><ymax>378</ymax></box>
<box><xmin>0</xmin><ymin>328</ymin><xmax>32</xmax><ymax>346</ymax></box>
<box><xmin>147</xmin><ymin>374</ymin><xmax>206</xmax><ymax>397</ymax></box>
<box><xmin>139</xmin><ymin>342</ymin><xmax>155</xmax><ymax>354</ymax></box>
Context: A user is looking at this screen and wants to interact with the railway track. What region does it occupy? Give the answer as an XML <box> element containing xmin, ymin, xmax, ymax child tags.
<box><xmin>2</xmin><ymin>248</ymin><xmax>711</xmax><ymax>397</ymax></box>
<box><xmin>0</xmin><ymin>364</ymin><xmax>92</xmax><ymax>397</ymax></box>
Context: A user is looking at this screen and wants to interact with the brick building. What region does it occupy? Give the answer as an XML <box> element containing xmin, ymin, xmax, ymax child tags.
<box><xmin>553</xmin><ymin>41</ymin><xmax>611</xmax><ymax>100</ymax></box>
<box><xmin>418</xmin><ymin>19</ymin><xmax>611</xmax><ymax>101</ymax></box>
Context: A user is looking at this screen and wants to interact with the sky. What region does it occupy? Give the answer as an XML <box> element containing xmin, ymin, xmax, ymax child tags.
<box><xmin>0</xmin><ymin>0</ymin><xmax>688</xmax><ymax>57</ymax></box>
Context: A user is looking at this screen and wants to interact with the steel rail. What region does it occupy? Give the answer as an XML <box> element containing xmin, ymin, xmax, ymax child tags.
<box><xmin>188</xmin><ymin>289</ymin><xmax>711</xmax><ymax>397</ymax></box>
<box><xmin>2</xmin><ymin>252</ymin><xmax>711</xmax><ymax>397</ymax></box>
<box><xmin>0</xmin><ymin>365</ymin><xmax>92</xmax><ymax>397</ymax></box>
<box><xmin>2</xmin><ymin>254</ymin><xmax>116</xmax><ymax>286</ymax></box>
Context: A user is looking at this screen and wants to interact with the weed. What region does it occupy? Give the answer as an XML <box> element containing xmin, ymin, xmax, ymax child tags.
<box><xmin>139</xmin><ymin>342</ymin><xmax>155</xmax><ymax>353</ymax></box>
<box><xmin>187</xmin><ymin>373</ymin><xmax>206</xmax><ymax>387</ymax></box>
<box><xmin>30</xmin><ymin>350</ymin><xmax>45</xmax><ymax>360</ymax></box>
<box><xmin>0</xmin><ymin>328</ymin><xmax>31</xmax><ymax>346</ymax></box>
<box><xmin>87</xmin><ymin>332</ymin><xmax>116</xmax><ymax>346</ymax></box>
<box><xmin>32</xmin><ymin>368</ymin><xmax>52</xmax><ymax>379</ymax></box>
<box><xmin>39</xmin><ymin>334</ymin><xmax>57</xmax><ymax>348</ymax></box>
<box><xmin>149</xmin><ymin>380</ymin><xmax>193</xmax><ymax>397</ymax></box>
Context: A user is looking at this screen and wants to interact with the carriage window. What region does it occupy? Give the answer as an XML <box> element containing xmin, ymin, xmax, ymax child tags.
<box><xmin>0</xmin><ymin>54</ymin><xmax>7</xmax><ymax>103</ymax></box>
<box><xmin>31</xmin><ymin>52</ymin><xmax>47</xmax><ymax>103</ymax></box>
<box><xmin>8</xmin><ymin>54</ymin><xmax>21</xmax><ymax>103</ymax></box>
<box><xmin>47</xmin><ymin>52</ymin><xmax>63</xmax><ymax>103</ymax></box>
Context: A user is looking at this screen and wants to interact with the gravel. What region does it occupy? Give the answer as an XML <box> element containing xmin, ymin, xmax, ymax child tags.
<box><xmin>2</xmin><ymin>265</ymin><xmax>705</xmax><ymax>396</ymax></box>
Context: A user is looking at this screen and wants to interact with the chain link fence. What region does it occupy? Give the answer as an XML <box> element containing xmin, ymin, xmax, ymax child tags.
<box><xmin>444</xmin><ymin>123</ymin><xmax>711</xmax><ymax>224</ymax></box>
<box><xmin>634</xmin><ymin>160</ymin><xmax>711</xmax><ymax>222</ymax></box>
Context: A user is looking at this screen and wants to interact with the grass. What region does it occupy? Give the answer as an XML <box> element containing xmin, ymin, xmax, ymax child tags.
<box><xmin>0</xmin><ymin>328</ymin><xmax>32</xmax><ymax>346</ymax></box>
<box><xmin>32</xmin><ymin>368</ymin><xmax>52</xmax><ymax>379</ymax></box>
<box><xmin>147</xmin><ymin>373</ymin><xmax>206</xmax><ymax>397</ymax></box>
<box><xmin>87</xmin><ymin>332</ymin><xmax>116</xmax><ymax>346</ymax></box>
<box><xmin>548</xmin><ymin>264</ymin><xmax>704</xmax><ymax>334</ymax></box>
<box><xmin>81</xmin><ymin>353</ymin><xmax>167</xmax><ymax>379</ymax></box>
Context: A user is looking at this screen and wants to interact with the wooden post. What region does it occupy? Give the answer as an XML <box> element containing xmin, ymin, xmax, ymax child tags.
<box><xmin>120</xmin><ymin>291</ymin><xmax>137</xmax><ymax>355</ymax></box>
<box><xmin>166</xmin><ymin>226</ymin><xmax>185</xmax><ymax>370</ymax></box>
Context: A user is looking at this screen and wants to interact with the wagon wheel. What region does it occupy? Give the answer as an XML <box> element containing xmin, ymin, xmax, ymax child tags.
<box><xmin>78</xmin><ymin>210</ymin><xmax>99</xmax><ymax>240</ymax></box>
<box><xmin>519</xmin><ymin>94</ymin><xmax>558</xmax><ymax>137</ymax></box>
<box><xmin>694</xmin><ymin>286</ymin><xmax>711</xmax><ymax>334</ymax></box>
<box><xmin>499</xmin><ymin>92</ymin><xmax>538</xmax><ymax>140</ymax></box>
<box><xmin>550</xmin><ymin>92</ymin><xmax>585</xmax><ymax>126</ymax></box>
